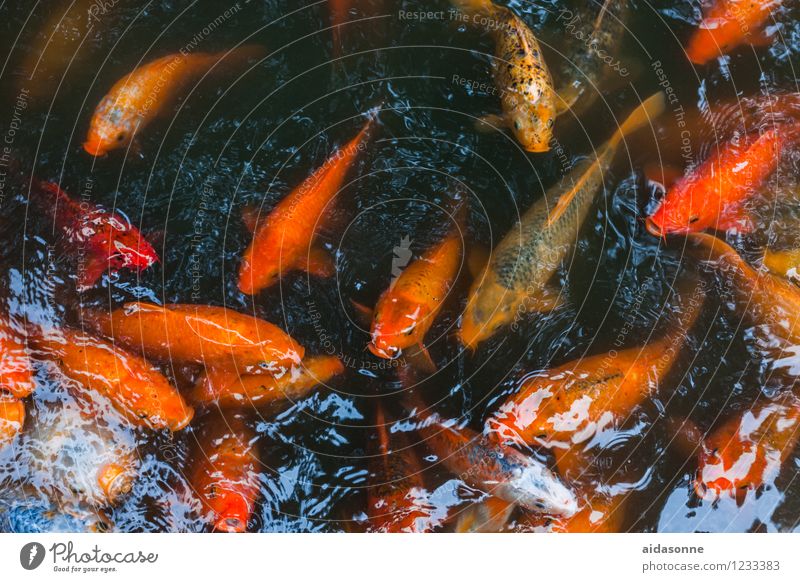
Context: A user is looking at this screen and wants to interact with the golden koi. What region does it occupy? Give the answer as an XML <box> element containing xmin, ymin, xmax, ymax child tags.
<box><xmin>459</xmin><ymin>93</ymin><xmax>665</xmax><ymax>350</ymax></box>
<box><xmin>451</xmin><ymin>0</ymin><xmax>557</xmax><ymax>152</ymax></box>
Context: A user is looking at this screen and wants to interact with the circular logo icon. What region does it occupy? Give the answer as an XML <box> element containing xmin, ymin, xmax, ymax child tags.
<box><xmin>20</xmin><ymin>542</ymin><xmax>46</xmax><ymax>570</ymax></box>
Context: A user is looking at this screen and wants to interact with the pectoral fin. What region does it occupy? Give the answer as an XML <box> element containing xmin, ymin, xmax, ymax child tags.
<box><xmin>530</xmin><ymin>284</ymin><xmax>566</xmax><ymax>314</ymax></box>
<box><xmin>241</xmin><ymin>205</ymin><xmax>263</xmax><ymax>234</ymax></box>
<box><xmin>298</xmin><ymin>244</ymin><xmax>335</xmax><ymax>278</ymax></box>
<box><xmin>77</xmin><ymin>255</ymin><xmax>108</xmax><ymax>291</ymax></box>
<box><xmin>467</xmin><ymin>245</ymin><xmax>490</xmax><ymax>279</ymax></box>
<box><xmin>406</xmin><ymin>344</ymin><xmax>437</xmax><ymax>374</ymax></box>
<box><xmin>475</xmin><ymin>113</ymin><xmax>508</xmax><ymax>133</ymax></box>
<box><xmin>349</xmin><ymin>299</ymin><xmax>374</xmax><ymax>327</ymax></box>
<box><xmin>454</xmin><ymin>497</ymin><xmax>514</xmax><ymax>533</ymax></box>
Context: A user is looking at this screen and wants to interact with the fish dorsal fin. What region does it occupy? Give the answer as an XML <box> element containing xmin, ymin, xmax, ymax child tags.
<box><xmin>545</xmin><ymin>165</ymin><xmax>595</xmax><ymax>227</ymax></box>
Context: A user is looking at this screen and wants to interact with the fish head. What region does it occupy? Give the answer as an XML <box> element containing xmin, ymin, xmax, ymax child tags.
<box><xmin>459</xmin><ymin>277</ymin><xmax>515</xmax><ymax>351</ymax></box>
<box><xmin>511</xmin><ymin>103</ymin><xmax>555</xmax><ymax>153</ymax></box>
<box><xmin>646</xmin><ymin>181</ymin><xmax>711</xmax><ymax>237</ymax></box>
<box><xmin>83</xmin><ymin>98</ymin><xmax>136</xmax><ymax>156</ymax></box>
<box><xmin>500</xmin><ymin>461</ymin><xmax>578</xmax><ymax>517</ymax></box>
<box><xmin>209</xmin><ymin>491</ymin><xmax>253</xmax><ymax>533</ymax></box>
<box><xmin>369</xmin><ymin>296</ymin><xmax>426</xmax><ymax>359</ymax></box>
<box><xmin>90</xmin><ymin>213</ymin><xmax>159</xmax><ymax>274</ymax></box>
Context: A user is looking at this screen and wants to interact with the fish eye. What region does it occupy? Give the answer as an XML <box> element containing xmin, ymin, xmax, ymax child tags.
<box><xmin>514</xmin><ymin>120</ymin><xmax>522</xmax><ymax>130</ymax></box>
<box><xmin>688</xmin><ymin>215</ymin><xmax>700</xmax><ymax>224</ymax></box>
<box><xmin>116</xmin><ymin>133</ymin><xmax>126</xmax><ymax>142</ymax></box>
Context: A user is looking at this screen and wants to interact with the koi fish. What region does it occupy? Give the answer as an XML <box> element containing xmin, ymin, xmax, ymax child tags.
<box><xmin>459</xmin><ymin>93</ymin><xmax>665</xmax><ymax>350</ymax></box>
<box><xmin>453</xmin><ymin>497</ymin><xmax>514</xmax><ymax>533</ymax></box>
<box><xmin>687</xmin><ymin>233</ymin><xmax>800</xmax><ymax>345</ymax></box>
<box><xmin>28</xmin><ymin>178</ymin><xmax>158</xmax><ymax>290</ymax></box>
<box><xmin>646</xmin><ymin>125</ymin><xmax>797</xmax><ymax>236</ymax></box>
<box><xmin>486</xmin><ymin>277</ymin><xmax>704</xmax><ymax>471</ymax></box>
<box><xmin>17</xmin><ymin>393</ymin><xmax>139</xmax><ymax>508</ymax></box>
<box><xmin>695</xmin><ymin>393</ymin><xmax>800</xmax><ymax>499</ymax></box>
<box><xmin>0</xmin><ymin>393</ymin><xmax>24</xmax><ymax>449</ymax></box>
<box><xmin>85</xmin><ymin>302</ymin><xmax>304</xmax><ymax>373</ymax></box>
<box><xmin>0</xmin><ymin>313</ymin><xmax>33</xmax><ymax>398</ymax></box>
<box><xmin>191</xmin><ymin>355</ymin><xmax>344</xmax><ymax>409</ymax></box>
<box><xmin>553</xmin><ymin>0</ymin><xmax>631</xmax><ymax>117</ymax></box>
<box><xmin>451</xmin><ymin>0</ymin><xmax>557</xmax><ymax>152</ymax></box>
<box><xmin>404</xmin><ymin>393</ymin><xmax>577</xmax><ymax>516</ymax></box>
<box><xmin>84</xmin><ymin>45</ymin><xmax>265</xmax><ymax>156</ymax></box>
<box><xmin>369</xmin><ymin>200</ymin><xmax>465</xmax><ymax>361</ymax></box>
<box><xmin>238</xmin><ymin>112</ymin><xmax>376</xmax><ymax>295</ymax></box>
<box><xmin>31</xmin><ymin>327</ymin><xmax>193</xmax><ymax>431</ymax></box>
<box><xmin>763</xmin><ymin>247</ymin><xmax>800</xmax><ymax>283</ymax></box>
<box><xmin>367</xmin><ymin>404</ymin><xmax>434</xmax><ymax>533</ymax></box>
<box><xmin>190</xmin><ymin>412</ymin><xmax>260</xmax><ymax>533</ymax></box>
<box><xmin>685</xmin><ymin>0</ymin><xmax>782</xmax><ymax>65</ymax></box>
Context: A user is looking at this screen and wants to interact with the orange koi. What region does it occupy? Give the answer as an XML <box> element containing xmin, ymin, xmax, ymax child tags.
<box><xmin>687</xmin><ymin>233</ymin><xmax>800</xmax><ymax>345</ymax></box>
<box><xmin>190</xmin><ymin>412</ymin><xmax>260</xmax><ymax>533</ymax></box>
<box><xmin>84</xmin><ymin>45</ymin><xmax>265</xmax><ymax>156</ymax></box>
<box><xmin>238</xmin><ymin>112</ymin><xmax>376</xmax><ymax>294</ymax></box>
<box><xmin>695</xmin><ymin>393</ymin><xmax>800</xmax><ymax>499</ymax></box>
<box><xmin>191</xmin><ymin>355</ymin><xmax>344</xmax><ymax>409</ymax></box>
<box><xmin>487</xmin><ymin>278</ymin><xmax>704</xmax><ymax>462</ymax></box>
<box><xmin>369</xmin><ymin>201</ymin><xmax>465</xmax><ymax>361</ymax></box>
<box><xmin>0</xmin><ymin>393</ymin><xmax>25</xmax><ymax>448</ymax></box>
<box><xmin>85</xmin><ymin>302</ymin><xmax>304</xmax><ymax>373</ymax></box>
<box><xmin>367</xmin><ymin>404</ymin><xmax>434</xmax><ymax>533</ymax></box>
<box><xmin>685</xmin><ymin>0</ymin><xmax>781</xmax><ymax>65</ymax></box>
<box><xmin>0</xmin><ymin>313</ymin><xmax>33</xmax><ymax>398</ymax></box>
<box><xmin>32</xmin><ymin>327</ymin><xmax>193</xmax><ymax>431</ymax></box>
<box><xmin>646</xmin><ymin>125</ymin><xmax>797</xmax><ymax>236</ymax></box>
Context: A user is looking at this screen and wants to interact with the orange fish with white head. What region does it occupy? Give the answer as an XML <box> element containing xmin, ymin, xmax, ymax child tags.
<box><xmin>84</xmin><ymin>45</ymin><xmax>264</xmax><ymax>156</ymax></box>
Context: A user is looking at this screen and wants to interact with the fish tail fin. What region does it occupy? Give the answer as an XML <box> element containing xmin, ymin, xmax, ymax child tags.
<box><xmin>686</xmin><ymin>232</ymin><xmax>747</xmax><ymax>270</ymax></box>
<box><xmin>606</xmin><ymin>92</ymin><xmax>665</xmax><ymax>153</ymax></box>
<box><xmin>449</xmin><ymin>0</ymin><xmax>495</xmax><ymax>18</ymax></box>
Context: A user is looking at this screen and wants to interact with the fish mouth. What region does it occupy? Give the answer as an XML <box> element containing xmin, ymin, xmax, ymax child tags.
<box><xmin>368</xmin><ymin>342</ymin><xmax>401</xmax><ymax>359</ymax></box>
<box><xmin>83</xmin><ymin>140</ymin><xmax>108</xmax><ymax>157</ymax></box>
<box><xmin>645</xmin><ymin>217</ymin><xmax>666</xmax><ymax>238</ymax></box>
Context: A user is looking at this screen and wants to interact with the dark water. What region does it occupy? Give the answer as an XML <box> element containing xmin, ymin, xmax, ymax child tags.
<box><xmin>0</xmin><ymin>0</ymin><xmax>799</xmax><ymax>532</ymax></box>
